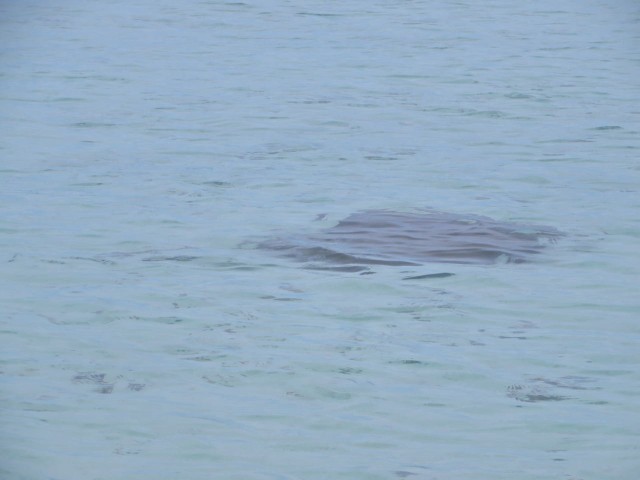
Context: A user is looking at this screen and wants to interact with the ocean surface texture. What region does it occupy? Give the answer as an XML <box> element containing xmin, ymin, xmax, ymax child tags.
<box><xmin>1</xmin><ymin>1</ymin><xmax>639</xmax><ymax>479</ymax></box>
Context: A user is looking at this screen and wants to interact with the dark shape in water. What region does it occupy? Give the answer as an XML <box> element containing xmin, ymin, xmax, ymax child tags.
<box><xmin>403</xmin><ymin>272</ymin><xmax>456</xmax><ymax>280</ymax></box>
<box><xmin>259</xmin><ymin>210</ymin><xmax>562</xmax><ymax>269</ymax></box>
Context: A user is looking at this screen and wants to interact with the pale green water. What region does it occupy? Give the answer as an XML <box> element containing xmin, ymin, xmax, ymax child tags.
<box><xmin>1</xmin><ymin>0</ymin><xmax>640</xmax><ymax>479</ymax></box>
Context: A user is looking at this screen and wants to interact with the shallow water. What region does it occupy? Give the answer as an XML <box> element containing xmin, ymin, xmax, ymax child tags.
<box><xmin>2</xmin><ymin>0</ymin><xmax>640</xmax><ymax>479</ymax></box>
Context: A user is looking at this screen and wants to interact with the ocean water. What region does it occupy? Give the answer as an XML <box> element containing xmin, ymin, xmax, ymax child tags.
<box><xmin>1</xmin><ymin>0</ymin><xmax>640</xmax><ymax>479</ymax></box>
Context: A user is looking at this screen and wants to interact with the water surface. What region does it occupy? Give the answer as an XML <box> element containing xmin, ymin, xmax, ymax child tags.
<box><xmin>1</xmin><ymin>1</ymin><xmax>640</xmax><ymax>479</ymax></box>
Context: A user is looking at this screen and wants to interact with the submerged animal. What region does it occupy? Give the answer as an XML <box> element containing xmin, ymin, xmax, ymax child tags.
<box><xmin>259</xmin><ymin>210</ymin><xmax>562</xmax><ymax>272</ymax></box>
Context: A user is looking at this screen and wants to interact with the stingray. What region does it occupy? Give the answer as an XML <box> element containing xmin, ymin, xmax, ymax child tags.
<box><xmin>258</xmin><ymin>210</ymin><xmax>563</xmax><ymax>273</ymax></box>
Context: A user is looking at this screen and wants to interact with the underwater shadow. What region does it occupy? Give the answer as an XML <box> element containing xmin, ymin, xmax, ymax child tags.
<box><xmin>258</xmin><ymin>210</ymin><xmax>563</xmax><ymax>273</ymax></box>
